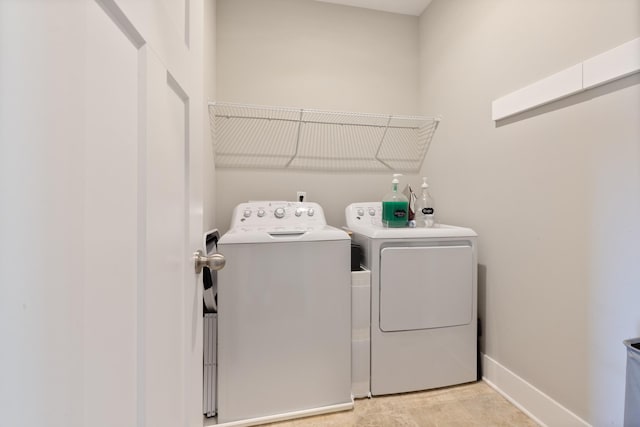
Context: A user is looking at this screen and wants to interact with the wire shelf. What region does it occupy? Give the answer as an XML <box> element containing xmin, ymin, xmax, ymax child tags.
<box><xmin>208</xmin><ymin>102</ymin><xmax>440</xmax><ymax>172</ymax></box>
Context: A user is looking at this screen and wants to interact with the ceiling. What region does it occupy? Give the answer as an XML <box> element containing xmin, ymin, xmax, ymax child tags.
<box><xmin>313</xmin><ymin>0</ymin><xmax>433</xmax><ymax>16</ymax></box>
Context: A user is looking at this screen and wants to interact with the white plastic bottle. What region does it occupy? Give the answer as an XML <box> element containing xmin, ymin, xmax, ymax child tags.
<box><xmin>415</xmin><ymin>177</ymin><xmax>435</xmax><ymax>227</ymax></box>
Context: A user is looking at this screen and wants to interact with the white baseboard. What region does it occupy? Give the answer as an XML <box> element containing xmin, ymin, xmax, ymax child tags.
<box><xmin>482</xmin><ymin>354</ymin><xmax>590</xmax><ymax>427</ymax></box>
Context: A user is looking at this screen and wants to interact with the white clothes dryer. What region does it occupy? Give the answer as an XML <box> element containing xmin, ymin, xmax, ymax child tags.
<box><xmin>216</xmin><ymin>201</ymin><xmax>352</xmax><ymax>424</ymax></box>
<box><xmin>346</xmin><ymin>202</ymin><xmax>478</xmax><ymax>396</ymax></box>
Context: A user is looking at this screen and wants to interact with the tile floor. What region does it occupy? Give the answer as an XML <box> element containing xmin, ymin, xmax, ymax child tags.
<box><xmin>263</xmin><ymin>381</ymin><xmax>539</xmax><ymax>427</ymax></box>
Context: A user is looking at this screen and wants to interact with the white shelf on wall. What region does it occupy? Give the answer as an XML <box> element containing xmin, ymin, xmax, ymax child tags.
<box><xmin>492</xmin><ymin>37</ymin><xmax>640</xmax><ymax>121</ymax></box>
<box><xmin>208</xmin><ymin>102</ymin><xmax>440</xmax><ymax>173</ymax></box>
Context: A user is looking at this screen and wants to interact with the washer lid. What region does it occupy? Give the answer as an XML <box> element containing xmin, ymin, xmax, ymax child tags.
<box><xmin>219</xmin><ymin>225</ymin><xmax>349</xmax><ymax>244</ymax></box>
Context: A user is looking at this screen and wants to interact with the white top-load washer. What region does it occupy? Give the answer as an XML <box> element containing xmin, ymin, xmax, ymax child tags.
<box><xmin>346</xmin><ymin>202</ymin><xmax>478</xmax><ymax>396</ymax></box>
<box><xmin>217</xmin><ymin>201</ymin><xmax>352</xmax><ymax>424</ymax></box>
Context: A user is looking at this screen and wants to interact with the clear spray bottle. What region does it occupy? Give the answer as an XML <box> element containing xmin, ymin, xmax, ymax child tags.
<box><xmin>415</xmin><ymin>177</ymin><xmax>435</xmax><ymax>227</ymax></box>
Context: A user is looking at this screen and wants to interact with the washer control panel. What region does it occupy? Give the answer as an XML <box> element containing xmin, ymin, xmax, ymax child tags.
<box><xmin>345</xmin><ymin>202</ymin><xmax>383</xmax><ymax>228</ymax></box>
<box><xmin>230</xmin><ymin>201</ymin><xmax>327</xmax><ymax>230</ymax></box>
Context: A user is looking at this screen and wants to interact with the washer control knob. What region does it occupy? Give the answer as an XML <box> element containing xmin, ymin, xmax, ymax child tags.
<box><xmin>356</xmin><ymin>208</ymin><xmax>365</xmax><ymax>216</ymax></box>
<box><xmin>295</xmin><ymin>208</ymin><xmax>303</xmax><ymax>217</ymax></box>
<box><xmin>307</xmin><ymin>208</ymin><xmax>315</xmax><ymax>217</ymax></box>
<box><xmin>368</xmin><ymin>208</ymin><xmax>376</xmax><ymax>216</ymax></box>
<box><xmin>274</xmin><ymin>207</ymin><xmax>285</xmax><ymax>219</ymax></box>
<box><xmin>257</xmin><ymin>209</ymin><xmax>265</xmax><ymax>217</ymax></box>
<box><xmin>243</xmin><ymin>209</ymin><xmax>252</xmax><ymax>218</ymax></box>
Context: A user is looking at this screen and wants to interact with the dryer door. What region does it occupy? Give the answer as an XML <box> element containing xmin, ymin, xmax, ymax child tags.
<box><xmin>380</xmin><ymin>245</ymin><xmax>473</xmax><ymax>332</ymax></box>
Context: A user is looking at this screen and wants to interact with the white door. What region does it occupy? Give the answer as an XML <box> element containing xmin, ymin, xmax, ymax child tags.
<box><xmin>0</xmin><ymin>1</ymin><xmax>205</xmax><ymax>427</ymax></box>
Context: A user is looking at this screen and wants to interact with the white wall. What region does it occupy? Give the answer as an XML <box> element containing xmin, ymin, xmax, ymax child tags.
<box><xmin>214</xmin><ymin>0</ymin><xmax>420</xmax><ymax>231</ymax></box>
<box><xmin>418</xmin><ymin>1</ymin><xmax>640</xmax><ymax>425</ymax></box>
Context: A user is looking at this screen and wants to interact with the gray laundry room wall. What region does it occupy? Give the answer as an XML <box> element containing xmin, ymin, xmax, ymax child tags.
<box><xmin>209</xmin><ymin>0</ymin><xmax>640</xmax><ymax>425</ymax></box>
<box><xmin>418</xmin><ymin>0</ymin><xmax>640</xmax><ymax>425</ymax></box>
<box><xmin>213</xmin><ymin>0</ymin><xmax>422</xmax><ymax>232</ymax></box>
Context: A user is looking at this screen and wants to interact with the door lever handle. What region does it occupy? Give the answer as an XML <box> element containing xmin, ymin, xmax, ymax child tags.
<box><xmin>194</xmin><ymin>250</ymin><xmax>226</xmax><ymax>274</ymax></box>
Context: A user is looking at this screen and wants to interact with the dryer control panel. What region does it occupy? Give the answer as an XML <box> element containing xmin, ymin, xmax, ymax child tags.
<box><xmin>229</xmin><ymin>201</ymin><xmax>327</xmax><ymax>230</ymax></box>
<box><xmin>345</xmin><ymin>202</ymin><xmax>384</xmax><ymax>228</ymax></box>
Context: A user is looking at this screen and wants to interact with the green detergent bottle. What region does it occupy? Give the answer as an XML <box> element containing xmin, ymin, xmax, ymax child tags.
<box><xmin>382</xmin><ymin>174</ymin><xmax>409</xmax><ymax>228</ymax></box>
